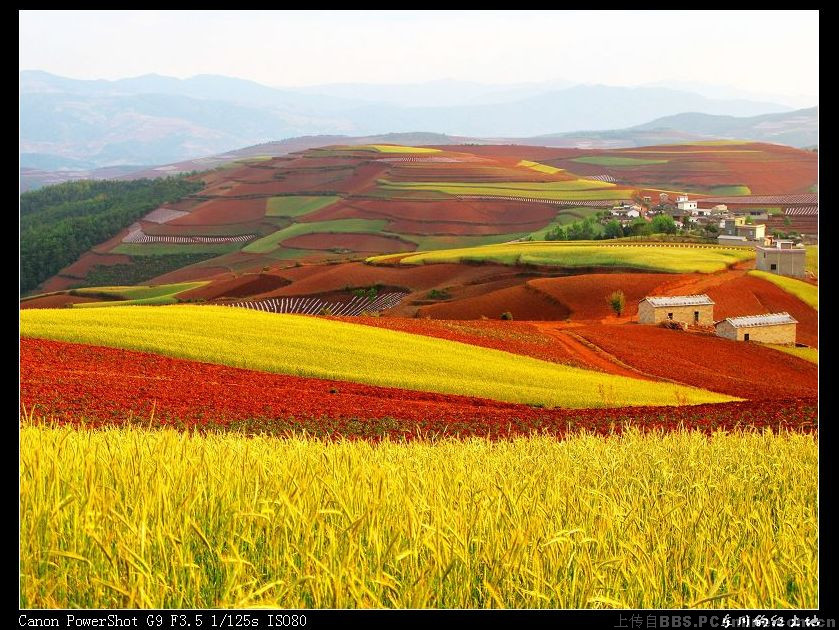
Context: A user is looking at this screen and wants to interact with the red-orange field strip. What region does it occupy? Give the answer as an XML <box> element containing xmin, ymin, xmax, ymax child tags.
<box><xmin>21</xmin><ymin>338</ymin><xmax>816</xmax><ymax>440</ymax></box>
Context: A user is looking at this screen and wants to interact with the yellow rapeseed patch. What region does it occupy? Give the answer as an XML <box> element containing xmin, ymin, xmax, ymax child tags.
<box><xmin>371</xmin><ymin>242</ymin><xmax>755</xmax><ymax>273</ymax></box>
<box><xmin>19</xmin><ymin>306</ymin><xmax>733</xmax><ymax>408</ymax></box>
<box><xmin>20</xmin><ymin>425</ymin><xmax>817</xmax><ymax>608</ymax></box>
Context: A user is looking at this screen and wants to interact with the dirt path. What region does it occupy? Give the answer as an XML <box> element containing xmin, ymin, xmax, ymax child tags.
<box><xmin>532</xmin><ymin>323</ymin><xmax>655</xmax><ymax>380</ymax></box>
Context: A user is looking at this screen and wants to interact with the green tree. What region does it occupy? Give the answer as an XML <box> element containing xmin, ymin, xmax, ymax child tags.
<box><xmin>604</xmin><ymin>220</ymin><xmax>623</xmax><ymax>239</ymax></box>
<box><xmin>745</xmin><ymin>215</ymin><xmax>754</xmax><ymax>224</ymax></box>
<box><xmin>629</xmin><ymin>218</ymin><xmax>652</xmax><ymax>237</ymax></box>
<box><xmin>607</xmin><ymin>290</ymin><xmax>626</xmax><ymax>316</ymax></box>
<box><xmin>545</xmin><ymin>225</ymin><xmax>568</xmax><ymax>241</ymax></box>
<box><xmin>567</xmin><ymin>217</ymin><xmax>597</xmax><ymax>240</ymax></box>
<box><xmin>651</xmin><ymin>214</ymin><xmax>677</xmax><ymax>235</ymax></box>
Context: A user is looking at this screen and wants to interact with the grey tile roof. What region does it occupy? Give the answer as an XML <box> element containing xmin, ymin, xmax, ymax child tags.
<box><xmin>643</xmin><ymin>294</ymin><xmax>715</xmax><ymax>307</ymax></box>
<box><xmin>719</xmin><ymin>312</ymin><xmax>798</xmax><ymax>328</ymax></box>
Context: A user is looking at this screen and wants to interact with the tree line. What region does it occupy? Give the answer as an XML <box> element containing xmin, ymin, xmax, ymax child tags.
<box><xmin>20</xmin><ymin>177</ymin><xmax>204</xmax><ymax>294</ymax></box>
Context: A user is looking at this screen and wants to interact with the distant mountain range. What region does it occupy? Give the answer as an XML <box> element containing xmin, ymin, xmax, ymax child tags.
<box><xmin>533</xmin><ymin>107</ymin><xmax>818</xmax><ymax>149</ymax></box>
<box><xmin>21</xmin><ymin>70</ymin><xmax>813</xmax><ymax>171</ymax></box>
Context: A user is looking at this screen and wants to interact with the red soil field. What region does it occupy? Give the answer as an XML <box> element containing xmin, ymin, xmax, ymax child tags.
<box><xmin>20</xmin><ymin>294</ymin><xmax>102</xmax><ymax>309</ymax></box>
<box><xmin>388</xmin><ymin>219</ymin><xmax>546</xmax><ymax>235</ymax></box>
<box><xmin>20</xmin><ymin>338</ymin><xmax>816</xmax><ymax>440</ymax></box>
<box><xmin>547</xmin><ymin>143</ymin><xmax>816</xmax><ymax>195</ymax></box>
<box><xmin>416</xmin><ymin>284</ymin><xmax>572</xmax><ymax>321</ymax></box>
<box><xmin>385</xmin><ymin>164</ymin><xmax>574</xmax><ymax>183</ymax></box>
<box><xmin>281</xmin><ymin>232</ymin><xmax>417</xmax><ymax>253</ymax></box>
<box><xmin>273</xmin><ymin>168</ymin><xmax>357</xmax><ymax>193</ymax></box>
<box><xmin>56</xmin><ymin>252</ymin><xmax>133</xmax><ymax>278</ymax></box>
<box><xmin>573</xmin><ymin>324</ymin><xmax>817</xmax><ymax>399</ymax></box>
<box><xmin>37</xmin><ymin>276</ymin><xmax>83</xmax><ymax>293</ymax></box>
<box><xmin>299</xmin><ymin>198</ymin><xmax>556</xmax><ymax>235</ymax></box>
<box><xmin>343</xmin><ymin>317</ymin><xmax>603</xmax><ymax>371</ymax></box>
<box><xmin>528</xmin><ymin>273</ymin><xmax>675</xmax><ymax>320</ymax></box>
<box><xmin>302</xmin><ymin>199</ymin><xmax>556</xmax><ymax>228</ymax></box>
<box><xmin>431</xmin><ymin>145</ymin><xmax>579</xmax><ymax>161</ymax></box>
<box><xmin>145</xmin><ymin>266</ymin><xmax>234</xmax><ymax>285</ymax></box>
<box><xmin>178</xmin><ymin>273</ymin><xmax>291</xmax><ymax>301</ymax></box>
<box><xmin>168</xmin><ymin>198</ymin><xmax>268</xmax><ymax>226</ymax></box>
<box><xmin>260</xmin><ymin>262</ymin><xmax>530</xmax><ymax>298</ymax></box>
<box><xmin>706</xmin><ymin>275</ymin><xmax>818</xmax><ymax>347</ymax></box>
<box><xmin>334</xmin><ymin>162</ymin><xmax>390</xmax><ymax>194</ymax></box>
<box><xmin>160</xmin><ymin>198</ymin><xmax>203</xmax><ymax>212</ymax></box>
<box><xmin>213</xmin><ymin>182</ymin><xmax>291</xmax><ymax>196</ymax></box>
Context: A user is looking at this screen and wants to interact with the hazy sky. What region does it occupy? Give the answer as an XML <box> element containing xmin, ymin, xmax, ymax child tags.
<box><xmin>20</xmin><ymin>10</ymin><xmax>818</xmax><ymax>107</ymax></box>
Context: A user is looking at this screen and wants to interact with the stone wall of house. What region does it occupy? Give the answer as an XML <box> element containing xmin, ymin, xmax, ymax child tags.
<box><xmin>715</xmin><ymin>321</ymin><xmax>797</xmax><ymax>345</ymax></box>
<box><xmin>638</xmin><ymin>302</ymin><xmax>714</xmax><ymax>325</ymax></box>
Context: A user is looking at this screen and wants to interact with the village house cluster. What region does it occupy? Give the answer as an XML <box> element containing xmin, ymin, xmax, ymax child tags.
<box><xmin>605</xmin><ymin>192</ymin><xmax>812</xmax><ymax>278</ymax></box>
<box><xmin>637</xmin><ymin>293</ymin><xmax>799</xmax><ymax>345</ymax></box>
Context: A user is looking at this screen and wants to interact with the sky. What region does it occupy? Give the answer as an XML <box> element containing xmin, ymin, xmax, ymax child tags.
<box><xmin>19</xmin><ymin>10</ymin><xmax>819</xmax><ymax>107</ymax></box>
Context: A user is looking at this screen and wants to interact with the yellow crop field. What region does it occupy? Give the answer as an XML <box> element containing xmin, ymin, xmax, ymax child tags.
<box><xmin>20</xmin><ymin>425</ymin><xmax>817</xmax><ymax>608</ymax></box>
<box><xmin>378</xmin><ymin>179</ymin><xmax>622</xmax><ymax>200</ymax></box>
<box><xmin>517</xmin><ymin>160</ymin><xmax>563</xmax><ymax>175</ymax></box>
<box><xmin>748</xmin><ymin>270</ymin><xmax>818</xmax><ymax>309</ymax></box>
<box><xmin>19</xmin><ymin>306</ymin><xmax>732</xmax><ymax>408</ymax></box>
<box><xmin>371</xmin><ymin>242</ymin><xmax>755</xmax><ymax>273</ymax></box>
<box><xmin>353</xmin><ymin>144</ymin><xmax>442</xmax><ymax>154</ymax></box>
<box><xmin>806</xmin><ymin>246</ymin><xmax>818</xmax><ymax>278</ymax></box>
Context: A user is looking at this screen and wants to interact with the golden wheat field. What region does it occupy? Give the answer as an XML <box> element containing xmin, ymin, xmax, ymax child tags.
<box><xmin>20</xmin><ymin>425</ymin><xmax>817</xmax><ymax>609</ymax></box>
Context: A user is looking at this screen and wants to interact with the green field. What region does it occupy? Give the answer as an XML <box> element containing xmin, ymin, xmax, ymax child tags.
<box><xmin>111</xmin><ymin>243</ymin><xmax>242</xmax><ymax>256</ymax></box>
<box><xmin>20</xmin><ymin>306</ymin><xmax>732</xmax><ymax>408</ymax></box>
<box><xmin>82</xmin><ymin>254</ymin><xmax>223</xmax><ymax>288</ymax></box>
<box><xmin>748</xmin><ymin>270</ymin><xmax>818</xmax><ymax>309</ymax></box>
<box><xmin>65</xmin><ymin>282</ymin><xmax>208</xmax><ymax>307</ymax></box>
<box><xmin>371</xmin><ymin>242</ymin><xmax>755</xmax><ymax>273</ymax></box>
<box><xmin>21</xmin><ymin>427</ymin><xmax>814</xmax><ymax>608</ymax></box>
<box><xmin>242</xmin><ymin>219</ymin><xmax>390</xmax><ymax>254</ymax></box>
<box><xmin>708</xmin><ymin>185</ymin><xmax>752</xmax><ymax>196</ymax></box>
<box><xmin>571</xmin><ymin>156</ymin><xmax>669</xmax><ymax>167</ymax></box>
<box><xmin>265</xmin><ymin>196</ymin><xmax>341</xmax><ymax>218</ymax></box>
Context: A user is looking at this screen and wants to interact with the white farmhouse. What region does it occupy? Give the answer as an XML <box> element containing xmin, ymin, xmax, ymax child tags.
<box><xmin>676</xmin><ymin>195</ymin><xmax>698</xmax><ymax>214</ymax></box>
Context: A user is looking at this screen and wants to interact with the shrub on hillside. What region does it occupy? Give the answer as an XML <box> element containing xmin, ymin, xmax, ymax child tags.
<box><xmin>607</xmin><ymin>290</ymin><xmax>626</xmax><ymax>316</ymax></box>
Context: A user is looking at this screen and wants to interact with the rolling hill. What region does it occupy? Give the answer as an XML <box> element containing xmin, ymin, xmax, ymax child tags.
<box><xmin>20</xmin><ymin>141</ymin><xmax>817</xmax><ymax>310</ymax></box>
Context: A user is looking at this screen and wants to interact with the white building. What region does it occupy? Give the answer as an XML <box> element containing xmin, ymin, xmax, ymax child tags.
<box><xmin>676</xmin><ymin>195</ymin><xmax>698</xmax><ymax>214</ymax></box>
<box><xmin>611</xmin><ymin>207</ymin><xmax>640</xmax><ymax>219</ymax></box>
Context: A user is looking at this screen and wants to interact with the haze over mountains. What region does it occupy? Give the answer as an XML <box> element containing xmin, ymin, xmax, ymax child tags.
<box><xmin>20</xmin><ymin>70</ymin><xmax>817</xmax><ymax>173</ymax></box>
